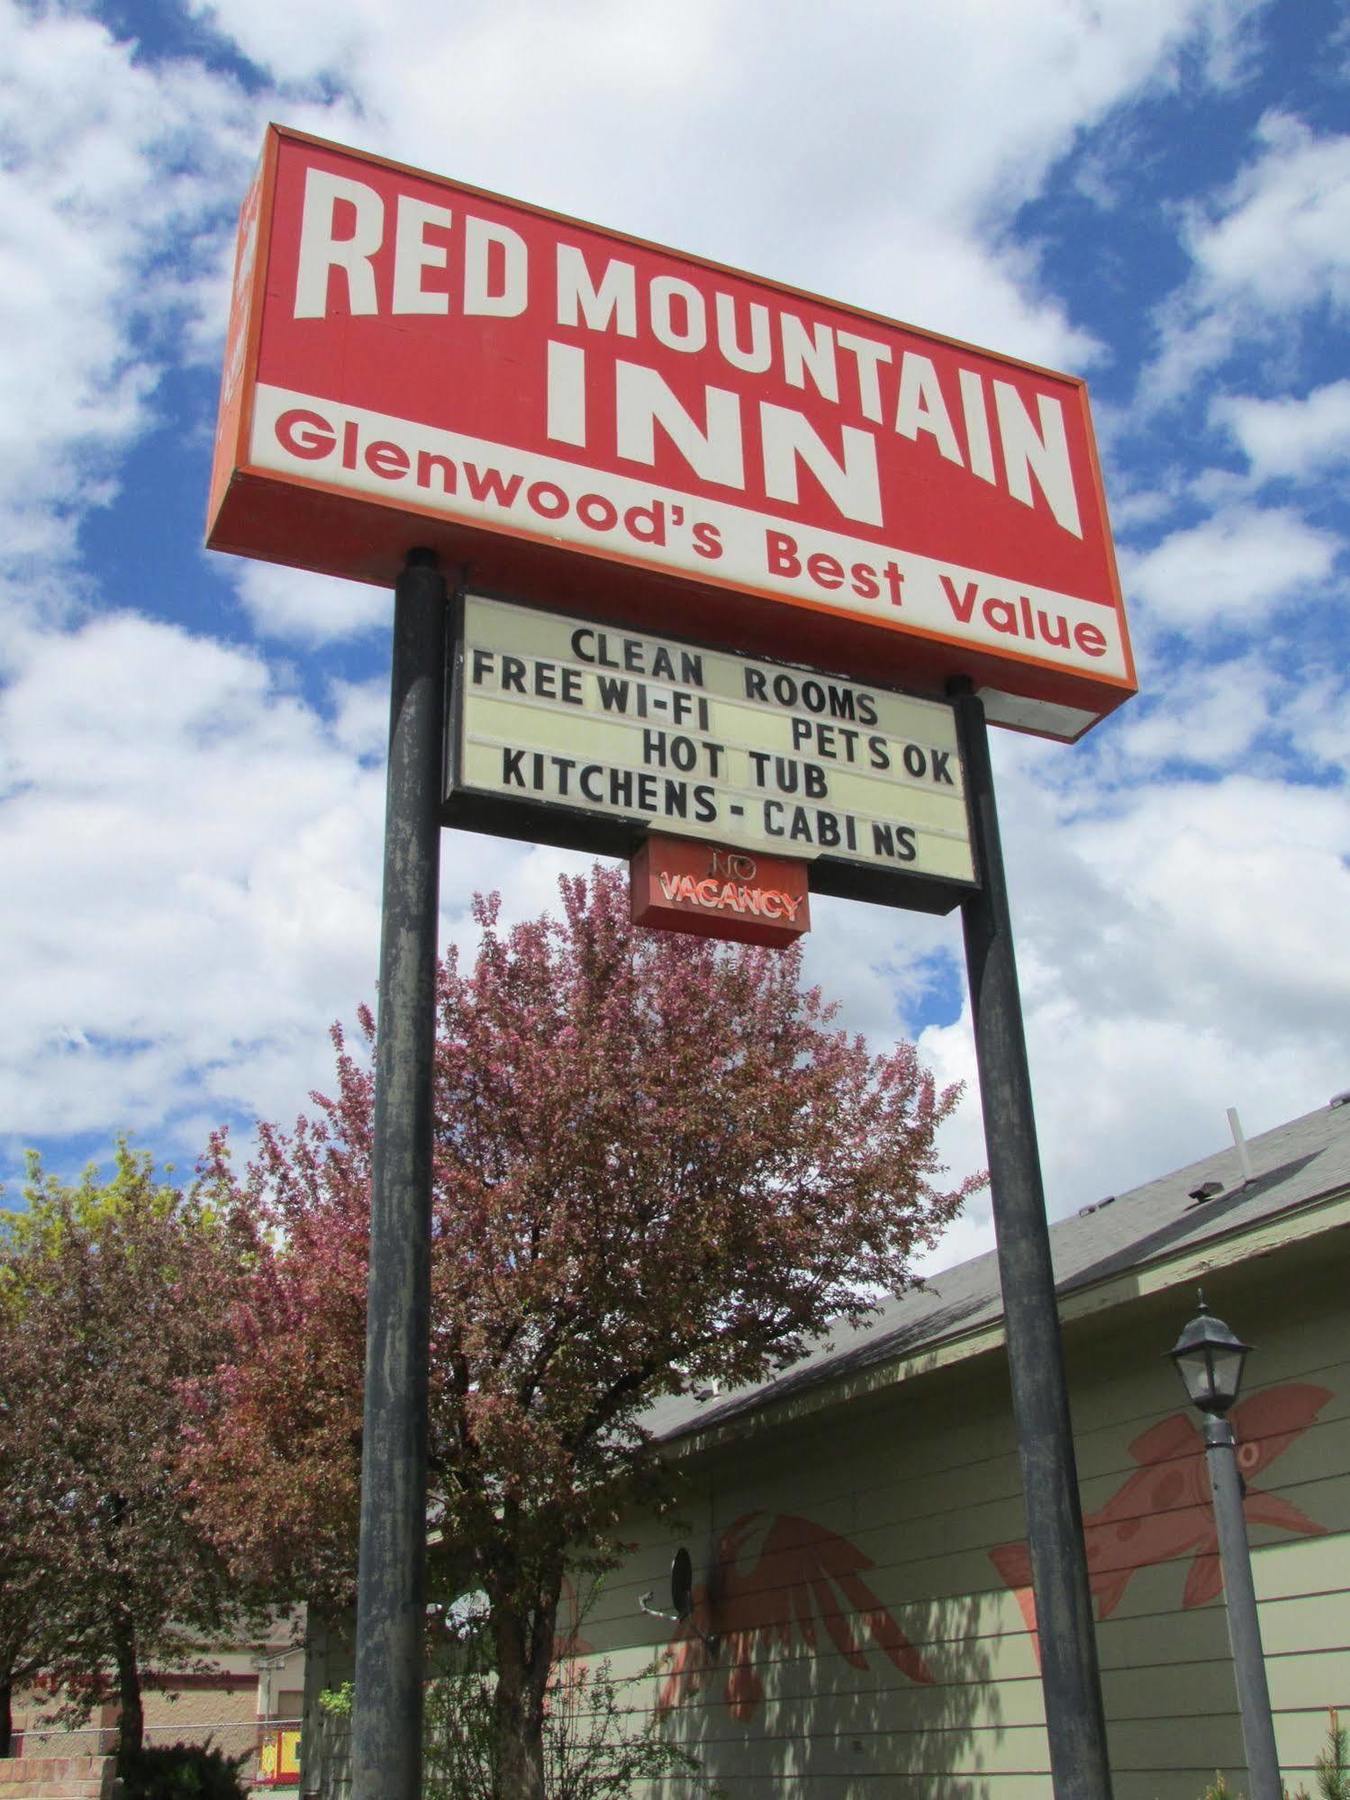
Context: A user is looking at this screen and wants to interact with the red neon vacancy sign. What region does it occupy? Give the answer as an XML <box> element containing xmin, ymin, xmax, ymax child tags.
<box><xmin>207</xmin><ymin>126</ymin><xmax>1136</xmax><ymax>741</ymax></box>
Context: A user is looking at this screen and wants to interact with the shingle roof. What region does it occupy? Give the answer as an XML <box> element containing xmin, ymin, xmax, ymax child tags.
<box><xmin>649</xmin><ymin>1094</ymin><xmax>1350</xmax><ymax>1446</ymax></box>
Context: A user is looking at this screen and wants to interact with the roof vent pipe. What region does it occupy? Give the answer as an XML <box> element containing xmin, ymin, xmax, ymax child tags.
<box><xmin>1227</xmin><ymin>1106</ymin><xmax>1253</xmax><ymax>1186</ymax></box>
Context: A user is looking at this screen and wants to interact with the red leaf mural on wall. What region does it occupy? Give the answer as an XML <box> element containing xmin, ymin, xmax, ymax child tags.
<box><xmin>658</xmin><ymin>1510</ymin><xmax>933</xmax><ymax>1722</ymax></box>
<box><xmin>989</xmin><ymin>1382</ymin><xmax>1332</xmax><ymax>1658</ymax></box>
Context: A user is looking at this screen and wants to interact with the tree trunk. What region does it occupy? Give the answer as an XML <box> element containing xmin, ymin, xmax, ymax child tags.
<box><xmin>0</xmin><ymin>1674</ymin><xmax>13</xmax><ymax>1758</ymax></box>
<box><xmin>111</xmin><ymin>1617</ymin><xmax>143</xmax><ymax>1774</ymax></box>
<box><xmin>490</xmin><ymin>1588</ymin><xmax>558</xmax><ymax>1800</ymax></box>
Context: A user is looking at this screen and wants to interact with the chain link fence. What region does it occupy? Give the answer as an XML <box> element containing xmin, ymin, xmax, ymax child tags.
<box><xmin>10</xmin><ymin>1720</ymin><xmax>303</xmax><ymax>1791</ymax></box>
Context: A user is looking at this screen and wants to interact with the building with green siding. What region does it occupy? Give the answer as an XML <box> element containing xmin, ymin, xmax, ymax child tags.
<box><xmin>575</xmin><ymin>1094</ymin><xmax>1350</xmax><ymax>1798</ymax></box>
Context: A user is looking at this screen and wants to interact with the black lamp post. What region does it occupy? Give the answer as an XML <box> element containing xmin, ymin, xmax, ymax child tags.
<box><xmin>1168</xmin><ymin>1296</ymin><xmax>1282</xmax><ymax>1800</ymax></box>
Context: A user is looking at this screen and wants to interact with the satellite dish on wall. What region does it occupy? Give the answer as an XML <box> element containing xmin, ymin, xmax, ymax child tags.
<box><xmin>671</xmin><ymin>1547</ymin><xmax>694</xmax><ymax>1620</ymax></box>
<box><xmin>637</xmin><ymin>1543</ymin><xmax>720</xmax><ymax>1660</ymax></box>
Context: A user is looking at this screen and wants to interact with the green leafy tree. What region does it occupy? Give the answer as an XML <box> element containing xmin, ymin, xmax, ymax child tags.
<box><xmin>192</xmin><ymin>866</ymin><xmax>978</xmax><ymax>1799</ymax></box>
<box><xmin>0</xmin><ymin>1277</ymin><xmax>74</xmax><ymax>1757</ymax></box>
<box><xmin>0</xmin><ymin>1485</ymin><xmax>48</xmax><ymax>1758</ymax></box>
<box><xmin>0</xmin><ymin>1145</ymin><xmax>260</xmax><ymax>1771</ymax></box>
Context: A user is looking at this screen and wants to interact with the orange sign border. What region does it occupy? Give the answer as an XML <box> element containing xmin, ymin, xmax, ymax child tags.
<box><xmin>208</xmin><ymin>125</ymin><xmax>1137</xmax><ymax>742</ymax></box>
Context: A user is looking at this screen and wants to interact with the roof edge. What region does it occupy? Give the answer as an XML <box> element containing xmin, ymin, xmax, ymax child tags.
<box><xmin>660</xmin><ymin>1178</ymin><xmax>1350</xmax><ymax>1460</ymax></box>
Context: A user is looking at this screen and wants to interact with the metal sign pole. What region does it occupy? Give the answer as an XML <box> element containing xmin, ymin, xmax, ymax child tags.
<box><xmin>351</xmin><ymin>548</ymin><xmax>448</xmax><ymax>1800</ymax></box>
<box><xmin>1204</xmin><ymin>1417</ymin><xmax>1283</xmax><ymax>1799</ymax></box>
<box><xmin>950</xmin><ymin>678</ymin><xmax>1114</xmax><ymax>1798</ymax></box>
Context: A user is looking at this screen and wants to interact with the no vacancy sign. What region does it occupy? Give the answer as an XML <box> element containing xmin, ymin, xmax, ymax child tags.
<box><xmin>208</xmin><ymin>126</ymin><xmax>1136</xmax><ymax>742</ymax></box>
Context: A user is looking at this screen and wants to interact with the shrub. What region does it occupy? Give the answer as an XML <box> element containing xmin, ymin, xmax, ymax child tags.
<box><xmin>118</xmin><ymin>1741</ymin><xmax>250</xmax><ymax>1799</ymax></box>
<box><xmin>421</xmin><ymin>1650</ymin><xmax>723</xmax><ymax>1800</ymax></box>
<box><xmin>1311</xmin><ymin>1710</ymin><xmax>1350</xmax><ymax>1800</ymax></box>
<box><xmin>1195</xmin><ymin>1711</ymin><xmax>1349</xmax><ymax>1800</ymax></box>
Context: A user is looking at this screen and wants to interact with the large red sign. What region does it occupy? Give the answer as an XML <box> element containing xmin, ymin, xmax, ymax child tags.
<box><xmin>207</xmin><ymin>126</ymin><xmax>1136</xmax><ymax>741</ymax></box>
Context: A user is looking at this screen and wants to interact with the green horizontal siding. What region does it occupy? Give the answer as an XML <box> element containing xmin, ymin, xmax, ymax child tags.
<box><xmin>576</xmin><ymin>1264</ymin><xmax>1350</xmax><ymax>1798</ymax></box>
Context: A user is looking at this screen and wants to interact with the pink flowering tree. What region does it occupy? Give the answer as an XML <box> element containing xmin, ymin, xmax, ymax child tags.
<box><xmin>192</xmin><ymin>864</ymin><xmax>976</xmax><ymax>1799</ymax></box>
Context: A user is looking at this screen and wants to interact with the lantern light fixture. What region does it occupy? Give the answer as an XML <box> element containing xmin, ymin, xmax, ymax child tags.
<box><xmin>1167</xmin><ymin>1293</ymin><xmax>1252</xmax><ymax>1417</ymax></box>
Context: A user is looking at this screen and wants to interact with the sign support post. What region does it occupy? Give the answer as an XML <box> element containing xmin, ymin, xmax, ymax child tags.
<box><xmin>351</xmin><ymin>548</ymin><xmax>448</xmax><ymax>1800</ymax></box>
<box><xmin>950</xmin><ymin>677</ymin><xmax>1114</xmax><ymax>1799</ymax></box>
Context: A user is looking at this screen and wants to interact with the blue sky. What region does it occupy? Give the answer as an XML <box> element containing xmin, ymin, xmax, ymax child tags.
<box><xmin>1</xmin><ymin>0</ymin><xmax>1345</xmax><ymax>1269</ymax></box>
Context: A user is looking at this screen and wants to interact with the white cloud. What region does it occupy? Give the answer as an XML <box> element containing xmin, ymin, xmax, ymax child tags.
<box><xmin>0</xmin><ymin>0</ymin><xmax>1269</xmax><ymax>605</ymax></box>
<box><xmin>1101</xmin><ymin>648</ymin><xmax>1345</xmax><ymax>786</ymax></box>
<box><xmin>839</xmin><ymin>217</ymin><xmax>1102</xmax><ymax>375</ymax></box>
<box><xmin>914</xmin><ymin>751</ymin><xmax>1350</xmax><ymax>1269</ymax></box>
<box><xmin>1186</xmin><ymin>113</ymin><xmax>1350</xmax><ymax>312</ymax></box>
<box><xmin>1123</xmin><ymin>504</ymin><xmax>1340</xmax><ymax>633</ymax></box>
<box><xmin>1047</xmin><ymin>775</ymin><xmax>1349</xmax><ymax>1035</ymax></box>
<box><xmin>232</xmin><ymin>560</ymin><xmax>391</xmax><ymax>643</ymax></box>
<box><xmin>182</xmin><ymin>0</ymin><xmax>1255</xmax><ymax>370</ymax></box>
<box><xmin>800</xmin><ymin>892</ymin><xmax>954</xmax><ymax>1047</ymax></box>
<box><xmin>5</xmin><ymin>594</ymin><xmax>1346</xmax><ymax>1280</ymax></box>
<box><xmin>0</xmin><ymin>613</ymin><xmax>387</xmax><ymax>1155</ymax></box>
<box><xmin>1210</xmin><ymin>379</ymin><xmax>1350</xmax><ymax>482</ymax></box>
<box><xmin>0</xmin><ymin>599</ymin><xmax>623</xmax><ymax>1174</ymax></box>
<box><xmin>191</xmin><ymin>0</ymin><xmax>719</xmax><ymax>103</ymax></box>
<box><xmin>1108</xmin><ymin>652</ymin><xmax>1282</xmax><ymax>769</ymax></box>
<box><xmin>0</xmin><ymin>0</ymin><xmax>266</xmax><ymax>632</ymax></box>
<box><xmin>1282</xmin><ymin>674</ymin><xmax>1350</xmax><ymax>770</ymax></box>
<box><xmin>4</xmin><ymin>0</ymin><xmax>1346</xmax><ymax>1273</ymax></box>
<box><xmin>1144</xmin><ymin>112</ymin><xmax>1350</xmax><ymax>403</ymax></box>
<box><xmin>327</xmin><ymin>675</ymin><xmax>391</xmax><ymax>761</ymax></box>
